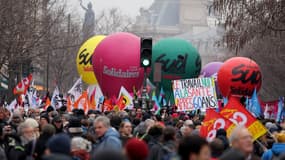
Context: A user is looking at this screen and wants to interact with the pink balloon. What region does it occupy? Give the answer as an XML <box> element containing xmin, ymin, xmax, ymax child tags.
<box><xmin>92</xmin><ymin>32</ymin><xmax>144</xmax><ymax>97</ymax></box>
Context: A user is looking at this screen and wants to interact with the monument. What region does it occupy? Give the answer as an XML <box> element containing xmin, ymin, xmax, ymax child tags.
<box><xmin>80</xmin><ymin>0</ymin><xmax>95</xmax><ymax>40</ymax></box>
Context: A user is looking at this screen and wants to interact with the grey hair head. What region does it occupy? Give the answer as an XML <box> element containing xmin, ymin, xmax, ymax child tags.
<box><xmin>17</xmin><ymin>122</ymin><xmax>32</xmax><ymax>136</ymax></box>
<box><xmin>94</xmin><ymin>116</ymin><xmax>110</xmax><ymax>128</ymax></box>
<box><xmin>229</xmin><ymin>125</ymin><xmax>248</xmax><ymax>144</ymax></box>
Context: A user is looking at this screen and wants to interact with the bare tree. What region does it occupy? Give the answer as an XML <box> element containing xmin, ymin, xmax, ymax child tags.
<box><xmin>47</xmin><ymin>8</ymin><xmax>134</xmax><ymax>93</ymax></box>
<box><xmin>48</xmin><ymin>15</ymin><xmax>81</xmax><ymax>93</ymax></box>
<box><xmin>0</xmin><ymin>0</ymin><xmax>81</xmax><ymax>100</ymax></box>
<box><xmin>213</xmin><ymin>0</ymin><xmax>285</xmax><ymax>50</ymax></box>
<box><xmin>213</xmin><ymin>0</ymin><xmax>285</xmax><ymax>100</ymax></box>
<box><xmin>95</xmin><ymin>8</ymin><xmax>134</xmax><ymax>34</ymax></box>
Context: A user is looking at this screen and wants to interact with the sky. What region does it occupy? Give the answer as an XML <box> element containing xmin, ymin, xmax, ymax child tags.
<box><xmin>68</xmin><ymin>0</ymin><xmax>154</xmax><ymax>22</ymax></box>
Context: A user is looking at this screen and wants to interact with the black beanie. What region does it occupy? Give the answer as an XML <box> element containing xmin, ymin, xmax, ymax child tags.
<box><xmin>68</xmin><ymin>117</ymin><xmax>83</xmax><ymax>134</ymax></box>
<box><xmin>47</xmin><ymin>106</ymin><xmax>54</xmax><ymax>113</ymax></box>
<box><xmin>40</xmin><ymin>114</ymin><xmax>50</xmax><ymax>123</ymax></box>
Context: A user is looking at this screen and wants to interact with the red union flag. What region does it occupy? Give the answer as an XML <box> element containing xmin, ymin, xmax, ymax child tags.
<box><xmin>220</xmin><ymin>96</ymin><xmax>267</xmax><ymax>140</ymax></box>
<box><xmin>260</xmin><ymin>100</ymin><xmax>279</xmax><ymax>119</ymax></box>
<box><xmin>200</xmin><ymin>109</ymin><xmax>235</xmax><ymax>142</ymax></box>
<box><xmin>13</xmin><ymin>74</ymin><xmax>32</xmax><ymax>95</ymax></box>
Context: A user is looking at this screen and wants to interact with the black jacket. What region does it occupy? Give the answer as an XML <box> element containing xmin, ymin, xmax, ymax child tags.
<box><xmin>4</xmin><ymin>135</ymin><xmax>27</xmax><ymax>160</ymax></box>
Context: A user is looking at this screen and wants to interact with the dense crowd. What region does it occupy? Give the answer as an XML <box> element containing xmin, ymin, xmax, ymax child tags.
<box><xmin>0</xmin><ymin>104</ymin><xmax>285</xmax><ymax>160</ymax></box>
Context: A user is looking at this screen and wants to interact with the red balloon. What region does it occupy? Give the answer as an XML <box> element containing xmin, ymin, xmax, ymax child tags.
<box><xmin>217</xmin><ymin>57</ymin><xmax>262</xmax><ymax>97</ymax></box>
<box><xmin>92</xmin><ymin>32</ymin><xmax>144</xmax><ymax>97</ymax></box>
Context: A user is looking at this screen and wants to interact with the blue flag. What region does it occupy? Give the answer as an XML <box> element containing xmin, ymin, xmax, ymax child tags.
<box><xmin>158</xmin><ymin>87</ymin><xmax>167</xmax><ymax>106</ymax></box>
<box><xmin>247</xmin><ymin>88</ymin><xmax>262</xmax><ymax>118</ymax></box>
<box><xmin>276</xmin><ymin>97</ymin><xmax>284</xmax><ymax>123</ymax></box>
<box><xmin>223</xmin><ymin>97</ymin><xmax>228</xmax><ymax>106</ymax></box>
<box><xmin>152</xmin><ymin>91</ymin><xmax>161</xmax><ymax>115</ymax></box>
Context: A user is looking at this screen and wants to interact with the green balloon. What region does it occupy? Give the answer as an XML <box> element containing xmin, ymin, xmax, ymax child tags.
<box><xmin>149</xmin><ymin>38</ymin><xmax>201</xmax><ymax>103</ymax></box>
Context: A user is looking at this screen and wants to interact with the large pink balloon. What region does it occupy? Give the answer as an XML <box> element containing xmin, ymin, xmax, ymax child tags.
<box><xmin>92</xmin><ymin>32</ymin><xmax>144</xmax><ymax>97</ymax></box>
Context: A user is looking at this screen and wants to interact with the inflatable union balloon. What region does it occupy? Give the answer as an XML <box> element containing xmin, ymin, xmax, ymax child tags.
<box><xmin>92</xmin><ymin>32</ymin><xmax>144</xmax><ymax>97</ymax></box>
<box><xmin>217</xmin><ymin>57</ymin><xmax>262</xmax><ymax>97</ymax></box>
<box><xmin>200</xmin><ymin>62</ymin><xmax>223</xmax><ymax>79</ymax></box>
<box><xmin>150</xmin><ymin>38</ymin><xmax>201</xmax><ymax>92</ymax></box>
<box><xmin>200</xmin><ymin>62</ymin><xmax>223</xmax><ymax>97</ymax></box>
<box><xmin>76</xmin><ymin>35</ymin><xmax>105</xmax><ymax>84</ymax></box>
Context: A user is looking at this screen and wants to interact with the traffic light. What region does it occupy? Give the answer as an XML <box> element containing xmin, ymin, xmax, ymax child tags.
<box><xmin>140</xmin><ymin>38</ymin><xmax>152</xmax><ymax>68</ymax></box>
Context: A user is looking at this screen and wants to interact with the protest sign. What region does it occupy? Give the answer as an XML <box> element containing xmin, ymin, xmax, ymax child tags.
<box><xmin>172</xmin><ymin>78</ymin><xmax>218</xmax><ymax>111</ymax></box>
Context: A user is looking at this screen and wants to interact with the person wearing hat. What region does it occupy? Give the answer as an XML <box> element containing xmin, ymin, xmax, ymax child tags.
<box><xmin>40</xmin><ymin>114</ymin><xmax>50</xmax><ymax>129</ymax></box>
<box><xmin>43</xmin><ymin>133</ymin><xmax>72</xmax><ymax>160</ymax></box>
<box><xmin>125</xmin><ymin>138</ymin><xmax>149</xmax><ymax>160</ymax></box>
<box><xmin>67</xmin><ymin>117</ymin><xmax>83</xmax><ymax>137</ymax></box>
<box><xmin>262</xmin><ymin>133</ymin><xmax>285</xmax><ymax>160</ymax></box>
<box><xmin>51</xmin><ymin>116</ymin><xmax>63</xmax><ymax>134</ymax></box>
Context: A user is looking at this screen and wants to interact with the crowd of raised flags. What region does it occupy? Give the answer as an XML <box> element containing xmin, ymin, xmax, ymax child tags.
<box><xmin>6</xmin><ymin>74</ymin><xmax>285</xmax><ymax>123</ymax></box>
<box><xmin>7</xmin><ymin>74</ymin><xmax>172</xmax><ymax>116</ymax></box>
<box><xmin>244</xmin><ymin>89</ymin><xmax>285</xmax><ymax>123</ymax></box>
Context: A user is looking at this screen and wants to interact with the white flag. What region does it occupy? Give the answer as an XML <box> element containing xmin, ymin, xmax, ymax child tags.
<box><xmin>94</xmin><ymin>85</ymin><xmax>104</xmax><ymax>111</ymax></box>
<box><xmin>27</xmin><ymin>91</ymin><xmax>37</xmax><ymax>108</ymax></box>
<box><xmin>87</xmin><ymin>85</ymin><xmax>96</xmax><ymax>99</ymax></box>
<box><xmin>118</xmin><ymin>86</ymin><xmax>134</xmax><ymax>110</ymax></box>
<box><xmin>51</xmin><ymin>86</ymin><xmax>60</xmax><ymax>109</ymax></box>
<box><xmin>68</xmin><ymin>78</ymin><xmax>82</xmax><ymax>103</ymax></box>
<box><xmin>7</xmin><ymin>99</ymin><xmax>17</xmax><ymax>111</ymax></box>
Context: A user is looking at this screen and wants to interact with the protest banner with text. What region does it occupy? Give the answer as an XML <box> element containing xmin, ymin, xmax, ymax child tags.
<box><xmin>172</xmin><ymin>78</ymin><xmax>218</xmax><ymax>111</ymax></box>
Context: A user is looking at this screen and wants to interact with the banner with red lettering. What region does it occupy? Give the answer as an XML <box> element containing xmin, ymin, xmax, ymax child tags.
<box><xmin>260</xmin><ymin>100</ymin><xmax>278</xmax><ymax>120</ymax></box>
<box><xmin>200</xmin><ymin>109</ymin><xmax>235</xmax><ymax>141</ymax></box>
<box><xmin>220</xmin><ymin>96</ymin><xmax>267</xmax><ymax>140</ymax></box>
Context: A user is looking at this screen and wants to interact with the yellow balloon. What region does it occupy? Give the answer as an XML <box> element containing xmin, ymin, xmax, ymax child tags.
<box><xmin>76</xmin><ymin>35</ymin><xmax>106</xmax><ymax>84</ymax></box>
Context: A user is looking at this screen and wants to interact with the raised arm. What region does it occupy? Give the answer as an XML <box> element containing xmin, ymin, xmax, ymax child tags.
<box><xmin>79</xmin><ymin>0</ymin><xmax>88</xmax><ymax>11</ymax></box>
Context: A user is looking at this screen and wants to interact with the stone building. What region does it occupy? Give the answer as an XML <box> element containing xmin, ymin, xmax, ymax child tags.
<box><xmin>131</xmin><ymin>0</ymin><xmax>232</xmax><ymax>65</ymax></box>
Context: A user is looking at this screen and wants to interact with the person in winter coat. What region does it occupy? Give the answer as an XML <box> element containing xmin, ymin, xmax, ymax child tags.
<box><xmin>43</xmin><ymin>133</ymin><xmax>73</xmax><ymax>160</ymax></box>
<box><xmin>262</xmin><ymin>133</ymin><xmax>285</xmax><ymax>160</ymax></box>
<box><xmin>0</xmin><ymin>124</ymin><xmax>7</xmax><ymax>160</ymax></box>
<box><xmin>51</xmin><ymin>116</ymin><xmax>63</xmax><ymax>134</ymax></box>
<box><xmin>28</xmin><ymin>124</ymin><xmax>55</xmax><ymax>160</ymax></box>
<box><xmin>148</xmin><ymin>126</ymin><xmax>178</xmax><ymax>160</ymax></box>
<box><xmin>93</xmin><ymin>116</ymin><xmax>122</xmax><ymax>151</ymax></box>
<box><xmin>119</xmin><ymin>120</ymin><xmax>133</xmax><ymax>146</ymax></box>
<box><xmin>221</xmin><ymin>126</ymin><xmax>260</xmax><ymax>160</ymax></box>
<box><xmin>6</xmin><ymin>122</ymin><xmax>35</xmax><ymax>160</ymax></box>
<box><xmin>146</xmin><ymin>124</ymin><xmax>163</xmax><ymax>150</ymax></box>
<box><xmin>125</xmin><ymin>138</ymin><xmax>149</xmax><ymax>160</ymax></box>
<box><xmin>71</xmin><ymin>137</ymin><xmax>92</xmax><ymax>160</ymax></box>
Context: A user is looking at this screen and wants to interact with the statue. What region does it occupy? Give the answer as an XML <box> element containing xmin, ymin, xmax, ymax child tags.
<box><xmin>80</xmin><ymin>0</ymin><xmax>95</xmax><ymax>40</ymax></box>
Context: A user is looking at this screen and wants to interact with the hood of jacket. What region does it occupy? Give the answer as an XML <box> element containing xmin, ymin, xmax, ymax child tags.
<box><xmin>271</xmin><ymin>143</ymin><xmax>285</xmax><ymax>155</ymax></box>
<box><xmin>103</xmin><ymin>128</ymin><xmax>120</xmax><ymax>139</ymax></box>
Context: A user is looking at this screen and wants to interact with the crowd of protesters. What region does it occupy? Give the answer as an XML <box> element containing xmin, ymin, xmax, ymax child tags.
<box><xmin>0</xmin><ymin>104</ymin><xmax>285</xmax><ymax>160</ymax></box>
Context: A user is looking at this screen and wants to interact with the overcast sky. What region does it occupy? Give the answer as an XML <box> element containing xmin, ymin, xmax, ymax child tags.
<box><xmin>68</xmin><ymin>0</ymin><xmax>154</xmax><ymax>22</ymax></box>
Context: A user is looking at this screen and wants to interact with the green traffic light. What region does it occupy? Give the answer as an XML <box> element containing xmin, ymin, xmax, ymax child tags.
<box><xmin>142</xmin><ymin>59</ymin><xmax>150</xmax><ymax>66</ymax></box>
